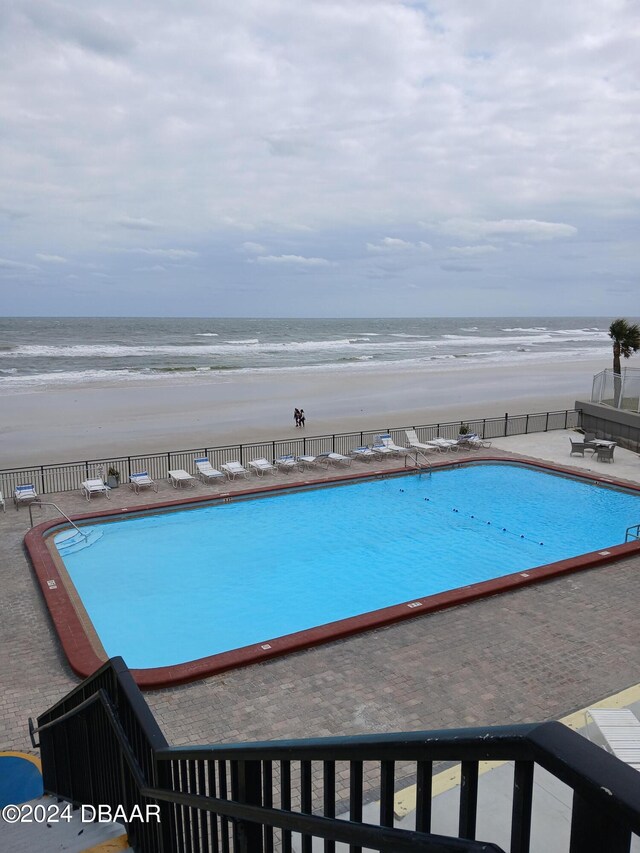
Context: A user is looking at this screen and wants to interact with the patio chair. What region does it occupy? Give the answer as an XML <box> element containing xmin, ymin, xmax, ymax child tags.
<box><xmin>221</xmin><ymin>460</ymin><xmax>250</xmax><ymax>480</ymax></box>
<box><xmin>129</xmin><ymin>471</ymin><xmax>158</xmax><ymax>493</ymax></box>
<box><xmin>81</xmin><ymin>478</ymin><xmax>110</xmax><ymax>500</ymax></box>
<box><xmin>460</xmin><ymin>434</ymin><xmax>492</xmax><ymax>451</ymax></box>
<box><xmin>350</xmin><ymin>446</ymin><xmax>378</xmax><ymax>462</ymax></box>
<box><xmin>317</xmin><ymin>452</ymin><xmax>352</xmax><ymax>467</ymax></box>
<box><xmin>248</xmin><ymin>457</ymin><xmax>277</xmax><ymax>476</ymax></box>
<box><xmin>569</xmin><ymin>439</ymin><xmax>586</xmax><ymax>457</ymax></box>
<box><xmin>586</xmin><ymin>708</ymin><xmax>640</xmax><ymax>772</ymax></box>
<box><xmin>375</xmin><ymin>434</ymin><xmax>411</xmax><ymax>456</ymax></box>
<box><xmin>0</xmin><ymin>491</ymin><xmax>4</xmax><ymax>512</ymax></box>
<box><xmin>296</xmin><ymin>455</ymin><xmax>320</xmax><ymax>469</ymax></box>
<box><xmin>13</xmin><ymin>483</ymin><xmax>39</xmax><ymax>509</ymax></box>
<box><xmin>404</xmin><ymin>429</ymin><xmax>440</xmax><ymax>454</ymax></box>
<box><xmin>426</xmin><ymin>437</ymin><xmax>460</xmax><ymax>453</ymax></box>
<box><xmin>370</xmin><ymin>441</ymin><xmax>396</xmax><ymax>457</ymax></box>
<box><xmin>194</xmin><ymin>457</ymin><xmax>225</xmax><ymax>484</ymax></box>
<box><xmin>275</xmin><ymin>455</ymin><xmax>301</xmax><ymax>473</ymax></box>
<box><xmin>597</xmin><ymin>445</ymin><xmax>615</xmax><ymax>463</ymax></box>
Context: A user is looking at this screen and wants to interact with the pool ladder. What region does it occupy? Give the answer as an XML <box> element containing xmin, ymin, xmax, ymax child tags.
<box><xmin>404</xmin><ymin>448</ymin><xmax>432</xmax><ymax>473</ymax></box>
<box><xmin>625</xmin><ymin>523</ymin><xmax>640</xmax><ymax>543</ymax></box>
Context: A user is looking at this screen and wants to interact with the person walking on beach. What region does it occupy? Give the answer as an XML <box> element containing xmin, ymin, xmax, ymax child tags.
<box><xmin>299</xmin><ymin>409</ymin><xmax>305</xmax><ymax>428</ymax></box>
<box><xmin>294</xmin><ymin>407</ymin><xmax>301</xmax><ymax>427</ymax></box>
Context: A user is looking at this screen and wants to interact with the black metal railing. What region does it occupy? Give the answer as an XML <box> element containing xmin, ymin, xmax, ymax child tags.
<box><xmin>2</xmin><ymin>408</ymin><xmax>580</xmax><ymax>498</ymax></box>
<box><xmin>31</xmin><ymin>656</ymin><xmax>640</xmax><ymax>853</ymax></box>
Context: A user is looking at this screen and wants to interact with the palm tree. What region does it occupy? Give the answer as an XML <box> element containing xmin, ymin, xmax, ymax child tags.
<box><xmin>608</xmin><ymin>318</ymin><xmax>640</xmax><ymax>406</ymax></box>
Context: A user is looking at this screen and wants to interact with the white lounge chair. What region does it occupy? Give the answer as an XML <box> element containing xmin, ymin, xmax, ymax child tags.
<box><xmin>459</xmin><ymin>434</ymin><xmax>492</xmax><ymax>451</ymax></box>
<box><xmin>14</xmin><ymin>484</ymin><xmax>39</xmax><ymax>508</ymax></box>
<box><xmin>317</xmin><ymin>452</ymin><xmax>352</xmax><ymax>467</ymax></box>
<box><xmin>404</xmin><ymin>430</ymin><xmax>441</xmax><ymax>454</ymax></box>
<box><xmin>275</xmin><ymin>455</ymin><xmax>301</xmax><ymax>472</ymax></box>
<box><xmin>426</xmin><ymin>437</ymin><xmax>460</xmax><ymax>453</ymax></box>
<box><xmin>168</xmin><ymin>469</ymin><xmax>196</xmax><ymax>488</ymax></box>
<box><xmin>81</xmin><ymin>478</ymin><xmax>110</xmax><ymax>500</ymax></box>
<box><xmin>194</xmin><ymin>457</ymin><xmax>225</xmax><ymax>484</ymax></box>
<box><xmin>221</xmin><ymin>460</ymin><xmax>250</xmax><ymax>480</ymax></box>
<box><xmin>249</xmin><ymin>457</ymin><xmax>277</xmax><ymax>476</ymax></box>
<box><xmin>351</xmin><ymin>446</ymin><xmax>378</xmax><ymax>462</ymax></box>
<box><xmin>587</xmin><ymin>708</ymin><xmax>640</xmax><ymax>772</ymax></box>
<box><xmin>129</xmin><ymin>471</ymin><xmax>158</xmax><ymax>493</ymax></box>
<box><xmin>374</xmin><ymin>434</ymin><xmax>409</xmax><ymax>456</ymax></box>
<box><xmin>297</xmin><ymin>455</ymin><xmax>320</xmax><ymax>469</ymax></box>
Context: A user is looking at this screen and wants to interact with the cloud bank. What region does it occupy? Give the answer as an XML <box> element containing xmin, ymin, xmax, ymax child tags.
<box><xmin>0</xmin><ymin>0</ymin><xmax>638</xmax><ymax>315</ymax></box>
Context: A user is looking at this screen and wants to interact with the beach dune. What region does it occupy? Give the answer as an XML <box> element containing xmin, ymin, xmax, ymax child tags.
<box><xmin>0</xmin><ymin>357</ymin><xmax>601</xmax><ymax>468</ymax></box>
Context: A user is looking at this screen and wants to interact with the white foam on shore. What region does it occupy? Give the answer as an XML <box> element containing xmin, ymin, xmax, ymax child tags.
<box><xmin>0</xmin><ymin>345</ymin><xmax>611</xmax><ymax>391</ymax></box>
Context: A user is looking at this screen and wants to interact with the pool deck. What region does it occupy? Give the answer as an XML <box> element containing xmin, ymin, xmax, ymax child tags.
<box><xmin>1</xmin><ymin>431</ymin><xmax>640</xmax><ymax>771</ymax></box>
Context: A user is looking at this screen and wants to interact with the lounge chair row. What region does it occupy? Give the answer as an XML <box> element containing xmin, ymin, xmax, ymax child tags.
<box><xmin>9</xmin><ymin>434</ymin><xmax>492</xmax><ymax>507</ymax></box>
<box><xmin>404</xmin><ymin>429</ymin><xmax>491</xmax><ymax>454</ymax></box>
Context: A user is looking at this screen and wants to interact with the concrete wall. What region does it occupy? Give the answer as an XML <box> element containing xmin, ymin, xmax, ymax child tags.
<box><xmin>575</xmin><ymin>400</ymin><xmax>640</xmax><ymax>452</ymax></box>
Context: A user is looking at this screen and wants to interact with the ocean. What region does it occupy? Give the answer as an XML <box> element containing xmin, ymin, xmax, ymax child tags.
<box><xmin>0</xmin><ymin>316</ymin><xmax>615</xmax><ymax>391</ymax></box>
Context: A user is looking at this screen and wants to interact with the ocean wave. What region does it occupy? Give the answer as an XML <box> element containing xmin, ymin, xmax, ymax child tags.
<box><xmin>195</xmin><ymin>333</ymin><xmax>219</xmax><ymax>337</ymax></box>
<box><xmin>459</xmin><ymin>327</ymin><xmax>478</xmax><ymax>332</ymax></box>
<box><xmin>0</xmin><ymin>344</ymin><xmax>611</xmax><ymax>389</ymax></box>
<box><xmin>223</xmin><ymin>338</ymin><xmax>260</xmax><ymax>344</ymax></box>
<box><xmin>501</xmin><ymin>327</ymin><xmax>548</xmax><ymax>332</ymax></box>
<box><xmin>439</xmin><ymin>330</ymin><xmax>608</xmax><ymax>347</ymax></box>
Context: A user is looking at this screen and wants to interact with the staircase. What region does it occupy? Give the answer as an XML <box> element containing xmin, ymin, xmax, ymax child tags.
<box><xmin>22</xmin><ymin>657</ymin><xmax>640</xmax><ymax>852</ymax></box>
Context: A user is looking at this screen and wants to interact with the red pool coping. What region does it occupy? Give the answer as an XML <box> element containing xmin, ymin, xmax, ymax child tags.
<box><xmin>23</xmin><ymin>458</ymin><xmax>640</xmax><ymax>689</ymax></box>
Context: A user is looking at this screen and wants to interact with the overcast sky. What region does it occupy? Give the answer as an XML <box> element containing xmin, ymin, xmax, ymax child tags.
<box><xmin>1</xmin><ymin>1</ymin><xmax>638</xmax><ymax>317</ymax></box>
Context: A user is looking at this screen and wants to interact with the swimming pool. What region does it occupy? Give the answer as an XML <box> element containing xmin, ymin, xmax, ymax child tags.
<box><xmin>28</xmin><ymin>460</ymin><xmax>640</xmax><ymax>686</ymax></box>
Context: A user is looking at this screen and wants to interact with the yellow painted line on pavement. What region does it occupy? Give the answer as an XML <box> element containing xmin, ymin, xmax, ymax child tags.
<box><xmin>0</xmin><ymin>751</ymin><xmax>42</xmax><ymax>772</ymax></box>
<box><xmin>84</xmin><ymin>836</ymin><xmax>130</xmax><ymax>853</ymax></box>
<box><xmin>394</xmin><ymin>683</ymin><xmax>640</xmax><ymax>819</ymax></box>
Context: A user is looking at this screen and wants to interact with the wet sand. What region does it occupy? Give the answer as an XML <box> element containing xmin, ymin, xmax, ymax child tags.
<box><xmin>0</xmin><ymin>357</ymin><xmax>602</xmax><ymax>467</ymax></box>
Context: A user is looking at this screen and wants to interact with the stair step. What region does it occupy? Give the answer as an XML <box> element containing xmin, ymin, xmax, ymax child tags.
<box><xmin>0</xmin><ymin>795</ymin><xmax>132</xmax><ymax>852</ymax></box>
<box><xmin>54</xmin><ymin>527</ymin><xmax>103</xmax><ymax>555</ymax></box>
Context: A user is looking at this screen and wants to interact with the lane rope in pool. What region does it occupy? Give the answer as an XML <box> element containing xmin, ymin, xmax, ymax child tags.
<box><xmin>397</xmin><ymin>488</ymin><xmax>544</xmax><ymax>545</ymax></box>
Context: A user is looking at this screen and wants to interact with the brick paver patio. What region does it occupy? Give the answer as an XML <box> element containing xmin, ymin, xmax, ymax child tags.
<box><xmin>1</xmin><ymin>445</ymin><xmax>639</xmax><ymax>760</ymax></box>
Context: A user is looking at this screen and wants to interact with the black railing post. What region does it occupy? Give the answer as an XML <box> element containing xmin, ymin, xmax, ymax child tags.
<box><xmin>233</xmin><ymin>759</ymin><xmax>264</xmax><ymax>853</ymax></box>
<box><xmin>504</xmin><ymin>412</ymin><xmax>508</xmax><ymax>436</ymax></box>
<box><xmin>564</xmin><ymin>409</ymin><xmax>568</xmax><ymax>429</ymax></box>
<box><xmin>569</xmin><ymin>790</ymin><xmax>631</xmax><ymax>853</ymax></box>
<box><xmin>525</xmin><ymin>414</ymin><xmax>529</xmax><ymax>434</ymax></box>
<box><xmin>156</xmin><ymin>760</ymin><xmax>175</xmax><ymax>853</ymax></box>
<box><xmin>510</xmin><ymin>760</ymin><xmax>534</xmax><ymax>853</ymax></box>
<box><xmin>545</xmin><ymin>412</ymin><xmax>549</xmax><ymax>432</ymax></box>
<box><xmin>459</xmin><ymin>761</ymin><xmax>478</xmax><ymax>839</ymax></box>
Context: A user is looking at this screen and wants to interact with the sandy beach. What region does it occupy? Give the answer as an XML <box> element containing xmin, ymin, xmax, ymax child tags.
<box><xmin>0</xmin><ymin>356</ymin><xmax>603</xmax><ymax>468</ymax></box>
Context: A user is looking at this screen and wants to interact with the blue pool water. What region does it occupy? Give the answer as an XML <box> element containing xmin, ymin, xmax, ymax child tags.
<box><xmin>55</xmin><ymin>464</ymin><xmax>640</xmax><ymax>669</ymax></box>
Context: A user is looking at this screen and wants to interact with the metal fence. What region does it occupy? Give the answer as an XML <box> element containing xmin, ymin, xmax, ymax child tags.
<box><xmin>0</xmin><ymin>408</ymin><xmax>580</xmax><ymax>498</ymax></box>
<box><xmin>592</xmin><ymin>368</ymin><xmax>640</xmax><ymax>412</ymax></box>
<box><xmin>32</xmin><ymin>656</ymin><xmax>640</xmax><ymax>853</ymax></box>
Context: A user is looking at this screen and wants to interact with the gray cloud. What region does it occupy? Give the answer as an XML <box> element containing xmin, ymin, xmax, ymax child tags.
<box><xmin>0</xmin><ymin>0</ymin><xmax>638</xmax><ymax>314</ymax></box>
<box><xmin>256</xmin><ymin>254</ymin><xmax>332</xmax><ymax>266</ymax></box>
<box><xmin>116</xmin><ymin>217</ymin><xmax>159</xmax><ymax>231</ymax></box>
